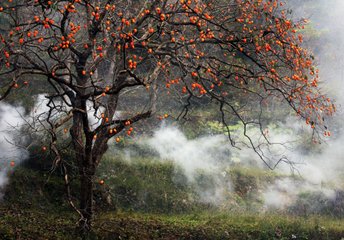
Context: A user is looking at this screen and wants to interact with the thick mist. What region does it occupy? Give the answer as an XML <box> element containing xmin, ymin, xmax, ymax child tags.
<box><xmin>0</xmin><ymin>103</ymin><xmax>28</xmax><ymax>198</ymax></box>
<box><xmin>263</xmin><ymin>0</ymin><xmax>344</xmax><ymax>209</ymax></box>
<box><xmin>146</xmin><ymin>125</ymin><xmax>232</xmax><ymax>204</ymax></box>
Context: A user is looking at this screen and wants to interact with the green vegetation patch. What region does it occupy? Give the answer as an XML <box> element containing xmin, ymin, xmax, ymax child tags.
<box><xmin>1</xmin><ymin>207</ymin><xmax>344</xmax><ymax>240</ymax></box>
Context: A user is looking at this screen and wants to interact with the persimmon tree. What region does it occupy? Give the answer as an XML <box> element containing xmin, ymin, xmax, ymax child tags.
<box><xmin>0</xmin><ymin>0</ymin><xmax>334</xmax><ymax>232</ymax></box>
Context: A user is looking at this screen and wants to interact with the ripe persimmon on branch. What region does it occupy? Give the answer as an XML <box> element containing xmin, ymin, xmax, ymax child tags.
<box><xmin>0</xmin><ymin>0</ymin><xmax>334</xmax><ymax>232</ymax></box>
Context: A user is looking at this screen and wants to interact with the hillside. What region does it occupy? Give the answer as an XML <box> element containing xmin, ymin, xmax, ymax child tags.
<box><xmin>1</xmin><ymin>156</ymin><xmax>344</xmax><ymax>240</ymax></box>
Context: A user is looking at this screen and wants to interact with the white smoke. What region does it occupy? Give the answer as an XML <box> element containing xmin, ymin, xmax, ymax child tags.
<box><xmin>0</xmin><ymin>103</ymin><xmax>28</xmax><ymax>198</ymax></box>
<box><xmin>146</xmin><ymin>125</ymin><xmax>232</xmax><ymax>203</ymax></box>
<box><xmin>144</xmin><ymin>116</ymin><xmax>343</xmax><ymax>210</ymax></box>
<box><xmin>147</xmin><ymin>125</ymin><xmax>230</xmax><ymax>179</ymax></box>
<box><xmin>260</xmin><ymin>0</ymin><xmax>344</xmax><ymax>210</ymax></box>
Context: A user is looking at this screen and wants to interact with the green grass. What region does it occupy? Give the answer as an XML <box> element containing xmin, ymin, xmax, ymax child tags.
<box><xmin>1</xmin><ymin>157</ymin><xmax>344</xmax><ymax>239</ymax></box>
<box><xmin>1</xmin><ymin>206</ymin><xmax>344</xmax><ymax>240</ymax></box>
<box><xmin>96</xmin><ymin>156</ymin><xmax>210</xmax><ymax>213</ymax></box>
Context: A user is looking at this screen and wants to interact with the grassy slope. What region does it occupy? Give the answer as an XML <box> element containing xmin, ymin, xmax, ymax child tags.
<box><xmin>1</xmin><ymin>206</ymin><xmax>344</xmax><ymax>240</ymax></box>
<box><xmin>1</xmin><ymin>160</ymin><xmax>344</xmax><ymax>239</ymax></box>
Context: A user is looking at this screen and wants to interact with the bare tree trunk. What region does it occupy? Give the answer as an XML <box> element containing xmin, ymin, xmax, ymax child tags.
<box><xmin>70</xmin><ymin>97</ymin><xmax>96</xmax><ymax>233</ymax></box>
<box><xmin>79</xmin><ymin>153</ymin><xmax>107</xmax><ymax>233</ymax></box>
<box><xmin>79</xmin><ymin>165</ymin><xmax>95</xmax><ymax>231</ymax></box>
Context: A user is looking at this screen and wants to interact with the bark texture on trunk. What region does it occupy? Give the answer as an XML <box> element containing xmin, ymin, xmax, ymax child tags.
<box><xmin>70</xmin><ymin>97</ymin><xmax>95</xmax><ymax>232</ymax></box>
<box><xmin>79</xmin><ymin>168</ymin><xmax>94</xmax><ymax>231</ymax></box>
<box><xmin>69</xmin><ymin>78</ymin><xmax>152</xmax><ymax>233</ymax></box>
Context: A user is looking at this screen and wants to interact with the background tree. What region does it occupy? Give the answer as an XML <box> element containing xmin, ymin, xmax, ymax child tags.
<box><xmin>0</xmin><ymin>0</ymin><xmax>334</xmax><ymax>232</ymax></box>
